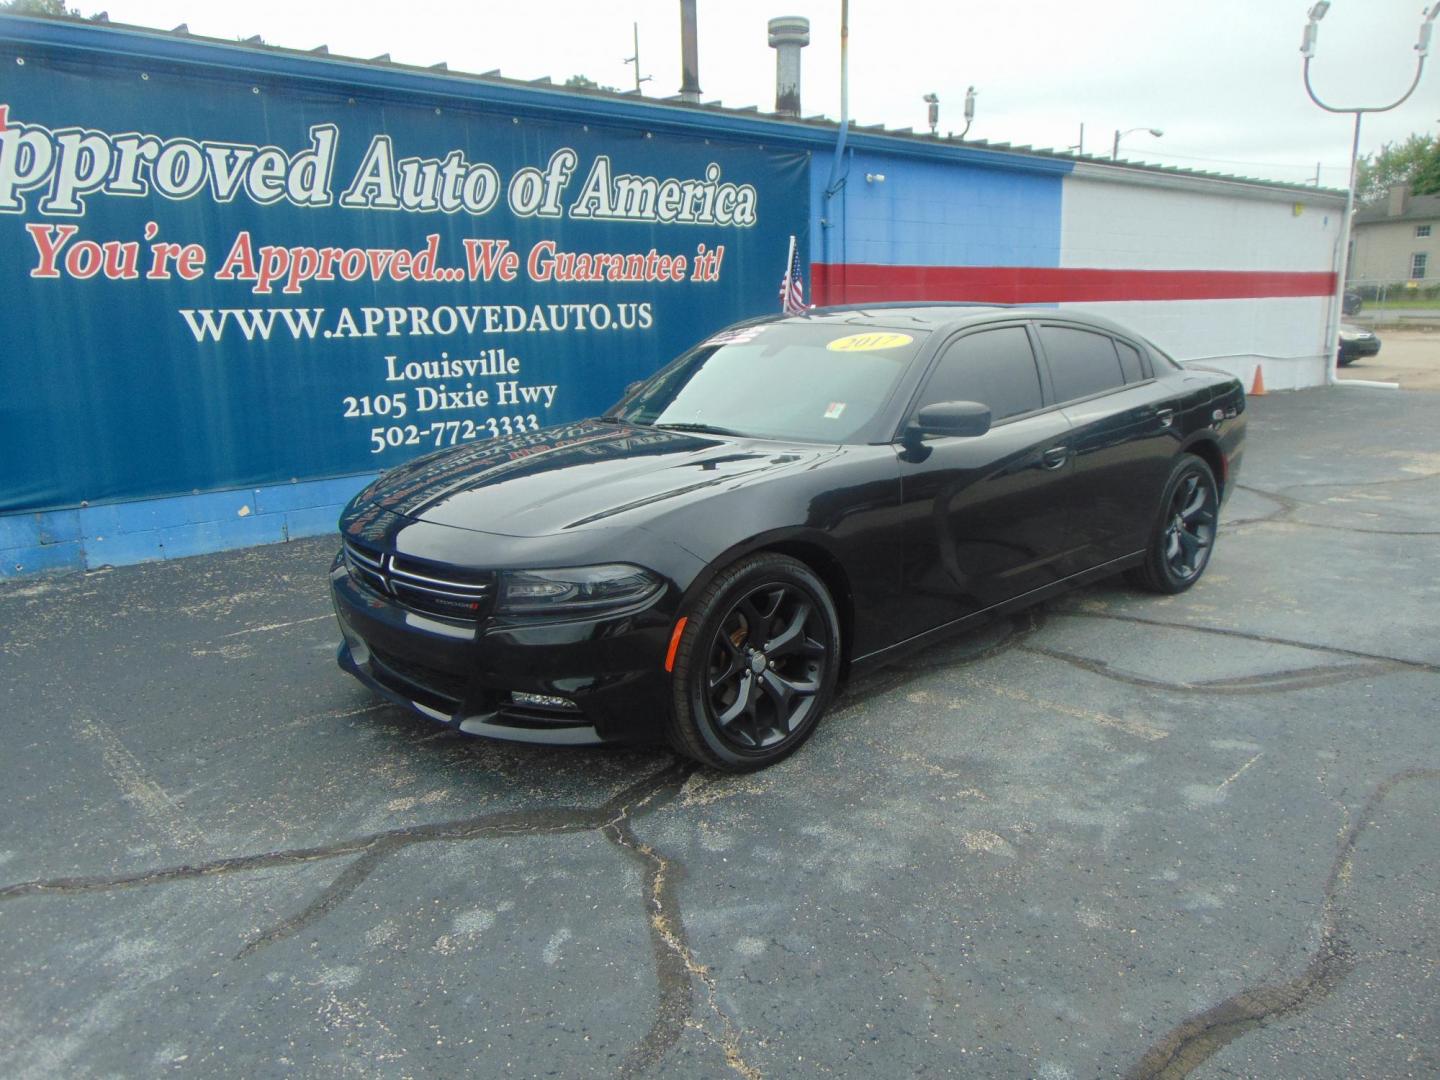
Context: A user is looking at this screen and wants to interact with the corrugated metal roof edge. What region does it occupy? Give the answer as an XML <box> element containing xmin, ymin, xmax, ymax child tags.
<box><xmin>0</xmin><ymin>11</ymin><xmax>1347</xmax><ymax>201</ymax></box>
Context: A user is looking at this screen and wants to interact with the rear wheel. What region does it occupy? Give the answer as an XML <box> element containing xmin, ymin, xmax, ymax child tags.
<box><xmin>1129</xmin><ymin>454</ymin><xmax>1219</xmax><ymax>594</ymax></box>
<box><xmin>668</xmin><ymin>554</ymin><xmax>841</xmax><ymax>771</ymax></box>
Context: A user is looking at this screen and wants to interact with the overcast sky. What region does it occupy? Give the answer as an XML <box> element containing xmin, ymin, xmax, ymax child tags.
<box><xmin>88</xmin><ymin>0</ymin><xmax>1440</xmax><ymax>188</ymax></box>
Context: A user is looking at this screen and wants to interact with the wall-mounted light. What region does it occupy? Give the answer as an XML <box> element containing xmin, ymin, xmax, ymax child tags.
<box><xmin>865</xmin><ymin>172</ymin><xmax>886</xmax><ymax>184</ymax></box>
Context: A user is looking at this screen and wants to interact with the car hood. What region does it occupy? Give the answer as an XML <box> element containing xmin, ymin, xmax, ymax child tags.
<box><xmin>352</xmin><ymin>419</ymin><xmax>835</xmax><ymax>537</ymax></box>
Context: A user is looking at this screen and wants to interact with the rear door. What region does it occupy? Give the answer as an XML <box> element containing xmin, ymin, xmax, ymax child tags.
<box><xmin>893</xmin><ymin>323</ymin><xmax>1079</xmax><ymax>640</ymax></box>
<box><xmin>1035</xmin><ymin>323</ymin><xmax>1178</xmax><ymax>566</ymax></box>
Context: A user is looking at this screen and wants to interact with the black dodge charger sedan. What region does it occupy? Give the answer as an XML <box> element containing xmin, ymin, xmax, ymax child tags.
<box><xmin>331</xmin><ymin>305</ymin><xmax>1245</xmax><ymax>770</ymax></box>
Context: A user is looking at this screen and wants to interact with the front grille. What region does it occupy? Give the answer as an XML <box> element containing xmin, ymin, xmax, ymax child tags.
<box><xmin>343</xmin><ymin>540</ymin><xmax>388</xmax><ymax>594</ymax></box>
<box><xmin>344</xmin><ymin>539</ymin><xmax>496</xmax><ymax>621</ymax></box>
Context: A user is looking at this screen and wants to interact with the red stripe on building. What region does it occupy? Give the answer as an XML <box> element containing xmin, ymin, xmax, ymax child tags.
<box><xmin>811</xmin><ymin>264</ymin><xmax>1337</xmax><ymax>306</ymax></box>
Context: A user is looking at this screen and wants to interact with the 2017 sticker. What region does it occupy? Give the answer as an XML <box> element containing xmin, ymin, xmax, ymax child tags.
<box><xmin>825</xmin><ymin>332</ymin><xmax>914</xmax><ymax>352</ymax></box>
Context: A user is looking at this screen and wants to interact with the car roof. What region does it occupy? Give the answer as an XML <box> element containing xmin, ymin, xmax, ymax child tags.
<box><xmin>776</xmin><ymin>302</ymin><xmax>1142</xmax><ymax>338</ymax></box>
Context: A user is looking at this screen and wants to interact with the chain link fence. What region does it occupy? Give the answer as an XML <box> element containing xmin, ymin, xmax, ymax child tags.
<box><xmin>1346</xmin><ymin>277</ymin><xmax>1440</xmax><ymax>308</ymax></box>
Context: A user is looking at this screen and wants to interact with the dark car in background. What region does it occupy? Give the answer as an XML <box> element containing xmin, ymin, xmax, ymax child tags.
<box><xmin>1338</xmin><ymin>323</ymin><xmax>1381</xmax><ymax>366</ymax></box>
<box><xmin>331</xmin><ymin>305</ymin><xmax>1246</xmax><ymax>770</ymax></box>
<box><xmin>1343</xmin><ymin>291</ymin><xmax>1363</xmax><ymax>316</ymax></box>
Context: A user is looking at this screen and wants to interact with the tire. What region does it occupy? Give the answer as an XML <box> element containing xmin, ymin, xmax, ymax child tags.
<box><xmin>1337</xmin><ymin>352</ymin><xmax>1356</xmax><ymax>367</ymax></box>
<box><xmin>1128</xmin><ymin>454</ymin><xmax>1220</xmax><ymax>595</ymax></box>
<box><xmin>668</xmin><ymin>553</ymin><xmax>841</xmax><ymax>771</ymax></box>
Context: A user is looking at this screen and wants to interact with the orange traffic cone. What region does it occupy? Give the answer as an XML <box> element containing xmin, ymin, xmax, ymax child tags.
<box><xmin>1249</xmin><ymin>365</ymin><xmax>1266</xmax><ymax>396</ymax></box>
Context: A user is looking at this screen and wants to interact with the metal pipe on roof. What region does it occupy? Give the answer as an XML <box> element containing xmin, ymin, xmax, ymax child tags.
<box><xmin>821</xmin><ymin>1</ymin><xmax>851</xmax><ymax>302</ymax></box>
<box><xmin>768</xmin><ymin>16</ymin><xmax>809</xmax><ymax>118</ymax></box>
<box><xmin>679</xmin><ymin>0</ymin><xmax>701</xmax><ymax>103</ymax></box>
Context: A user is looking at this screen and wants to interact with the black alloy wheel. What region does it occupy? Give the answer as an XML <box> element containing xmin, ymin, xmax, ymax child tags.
<box><xmin>669</xmin><ymin>553</ymin><xmax>841</xmax><ymax>770</ymax></box>
<box><xmin>1131</xmin><ymin>454</ymin><xmax>1219</xmax><ymax>594</ymax></box>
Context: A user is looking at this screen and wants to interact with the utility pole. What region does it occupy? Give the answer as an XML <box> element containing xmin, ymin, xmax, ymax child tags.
<box><xmin>623</xmin><ymin>22</ymin><xmax>651</xmax><ymax>93</ymax></box>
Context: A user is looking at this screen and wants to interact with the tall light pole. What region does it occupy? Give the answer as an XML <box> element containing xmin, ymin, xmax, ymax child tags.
<box><xmin>1301</xmin><ymin>0</ymin><xmax>1438</xmax><ymax>389</ymax></box>
<box><xmin>1112</xmin><ymin>126</ymin><xmax>1163</xmax><ymax>160</ymax></box>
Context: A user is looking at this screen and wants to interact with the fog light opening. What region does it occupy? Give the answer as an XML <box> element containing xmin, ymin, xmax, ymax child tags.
<box><xmin>509</xmin><ymin>691</ymin><xmax>580</xmax><ymax>712</ymax></box>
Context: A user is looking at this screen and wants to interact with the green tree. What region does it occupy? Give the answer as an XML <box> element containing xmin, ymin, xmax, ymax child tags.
<box><xmin>0</xmin><ymin>0</ymin><xmax>80</xmax><ymax>15</ymax></box>
<box><xmin>1410</xmin><ymin>144</ymin><xmax>1440</xmax><ymax>197</ymax></box>
<box><xmin>564</xmin><ymin>74</ymin><xmax>618</xmax><ymax>93</ymax></box>
<box><xmin>1356</xmin><ymin>134</ymin><xmax>1440</xmax><ymax>203</ymax></box>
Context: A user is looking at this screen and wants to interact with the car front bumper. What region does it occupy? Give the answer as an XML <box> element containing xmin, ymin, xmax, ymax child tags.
<box><xmin>1339</xmin><ymin>338</ymin><xmax>1381</xmax><ymax>361</ymax></box>
<box><xmin>330</xmin><ymin>552</ymin><xmax>677</xmax><ymax>747</ymax></box>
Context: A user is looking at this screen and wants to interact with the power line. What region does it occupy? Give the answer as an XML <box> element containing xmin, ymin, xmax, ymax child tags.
<box><xmin>1123</xmin><ymin>147</ymin><xmax>1348</xmax><ymax>171</ymax></box>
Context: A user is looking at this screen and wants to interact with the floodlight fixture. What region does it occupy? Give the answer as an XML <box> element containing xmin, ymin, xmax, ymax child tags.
<box><xmin>1418</xmin><ymin>3</ymin><xmax>1439</xmax><ymax>57</ymax></box>
<box><xmin>1301</xmin><ymin>2</ymin><xmax>1329</xmax><ymax>57</ymax></box>
<box><xmin>955</xmin><ymin>86</ymin><xmax>976</xmax><ymax>140</ymax></box>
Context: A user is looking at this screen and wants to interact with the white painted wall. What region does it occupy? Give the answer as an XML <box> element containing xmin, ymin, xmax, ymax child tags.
<box><xmin>1059</xmin><ymin>172</ymin><xmax>1344</xmax><ymax>390</ymax></box>
<box><xmin>1058</xmin><ymin>298</ymin><xmax>1332</xmax><ymax>391</ymax></box>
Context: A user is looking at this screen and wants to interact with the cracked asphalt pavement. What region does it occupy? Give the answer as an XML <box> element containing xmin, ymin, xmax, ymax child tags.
<box><xmin>2</xmin><ymin>386</ymin><xmax>1438</xmax><ymax>1078</ymax></box>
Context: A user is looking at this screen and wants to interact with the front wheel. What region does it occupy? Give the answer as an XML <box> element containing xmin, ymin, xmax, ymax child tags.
<box><xmin>668</xmin><ymin>554</ymin><xmax>841</xmax><ymax>771</ymax></box>
<box><xmin>1129</xmin><ymin>454</ymin><xmax>1220</xmax><ymax>594</ymax></box>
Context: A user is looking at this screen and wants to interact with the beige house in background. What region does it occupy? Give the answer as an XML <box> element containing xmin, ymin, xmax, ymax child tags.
<box><xmin>1350</xmin><ymin>184</ymin><xmax>1440</xmax><ymax>289</ymax></box>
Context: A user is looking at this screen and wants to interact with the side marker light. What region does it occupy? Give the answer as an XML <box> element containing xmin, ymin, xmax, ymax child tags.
<box><xmin>664</xmin><ymin>617</ymin><xmax>689</xmax><ymax>673</ymax></box>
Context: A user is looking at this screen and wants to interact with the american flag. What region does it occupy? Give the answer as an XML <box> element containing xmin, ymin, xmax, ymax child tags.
<box><xmin>779</xmin><ymin>236</ymin><xmax>806</xmax><ymax>315</ymax></box>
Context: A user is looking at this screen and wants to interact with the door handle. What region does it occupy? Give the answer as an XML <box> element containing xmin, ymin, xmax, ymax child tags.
<box><xmin>1040</xmin><ymin>446</ymin><xmax>1069</xmax><ymax>470</ymax></box>
<box><xmin>1153</xmin><ymin>407</ymin><xmax>1175</xmax><ymax>428</ymax></box>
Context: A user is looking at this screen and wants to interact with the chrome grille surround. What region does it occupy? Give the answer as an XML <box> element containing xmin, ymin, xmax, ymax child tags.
<box><xmin>343</xmin><ymin>539</ymin><xmax>495</xmax><ymax>621</ymax></box>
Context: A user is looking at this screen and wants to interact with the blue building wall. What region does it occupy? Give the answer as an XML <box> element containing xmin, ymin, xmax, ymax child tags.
<box><xmin>0</xmin><ymin>475</ymin><xmax>372</xmax><ymax>577</ymax></box>
<box><xmin>809</xmin><ymin>148</ymin><xmax>1067</xmax><ymax>274</ymax></box>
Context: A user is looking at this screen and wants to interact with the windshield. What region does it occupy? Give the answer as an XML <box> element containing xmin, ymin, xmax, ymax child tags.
<box><xmin>611</xmin><ymin>322</ymin><xmax>927</xmax><ymax>442</ymax></box>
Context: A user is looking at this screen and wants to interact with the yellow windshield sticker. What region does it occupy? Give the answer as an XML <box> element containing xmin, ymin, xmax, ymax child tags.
<box><xmin>826</xmin><ymin>332</ymin><xmax>914</xmax><ymax>352</ymax></box>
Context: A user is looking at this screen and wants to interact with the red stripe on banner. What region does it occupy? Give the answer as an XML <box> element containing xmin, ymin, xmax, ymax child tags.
<box><xmin>811</xmin><ymin>264</ymin><xmax>1337</xmax><ymax>306</ymax></box>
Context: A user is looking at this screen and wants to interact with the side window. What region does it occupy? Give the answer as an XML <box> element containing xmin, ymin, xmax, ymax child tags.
<box><xmin>917</xmin><ymin>327</ymin><xmax>1044</xmax><ymax>423</ymax></box>
<box><xmin>1116</xmin><ymin>340</ymin><xmax>1146</xmax><ymax>383</ymax></box>
<box><xmin>1040</xmin><ymin>326</ymin><xmax>1126</xmax><ymax>401</ymax></box>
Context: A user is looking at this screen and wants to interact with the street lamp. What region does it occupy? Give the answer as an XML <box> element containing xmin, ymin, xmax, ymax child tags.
<box><xmin>1112</xmin><ymin>126</ymin><xmax>1163</xmax><ymax>160</ymax></box>
<box><xmin>1301</xmin><ymin>0</ymin><xmax>1438</xmax><ymax>389</ymax></box>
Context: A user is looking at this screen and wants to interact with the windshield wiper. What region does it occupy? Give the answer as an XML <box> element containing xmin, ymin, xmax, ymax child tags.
<box><xmin>654</xmin><ymin>422</ymin><xmax>746</xmax><ymax>437</ymax></box>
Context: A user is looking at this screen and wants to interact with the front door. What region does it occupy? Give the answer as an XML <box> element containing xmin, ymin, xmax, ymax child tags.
<box><xmin>894</xmin><ymin>324</ymin><xmax>1080</xmax><ymax>642</ymax></box>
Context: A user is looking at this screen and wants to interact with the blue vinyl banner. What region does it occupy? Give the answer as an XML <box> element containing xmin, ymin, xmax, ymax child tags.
<box><xmin>0</xmin><ymin>37</ymin><xmax>809</xmax><ymax>513</ymax></box>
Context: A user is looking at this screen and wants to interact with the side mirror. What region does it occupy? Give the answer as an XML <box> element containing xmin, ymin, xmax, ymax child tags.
<box><xmin>904</xmin><ymin>400</ymin><xmax>991</xmax><ymax>446</ymax></box>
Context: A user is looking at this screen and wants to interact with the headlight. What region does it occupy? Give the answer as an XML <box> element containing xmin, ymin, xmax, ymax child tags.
<box><xmin>496</xmin><ymin>564</ymin><xmax>663</xmax><ymax>614</ymax></box>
